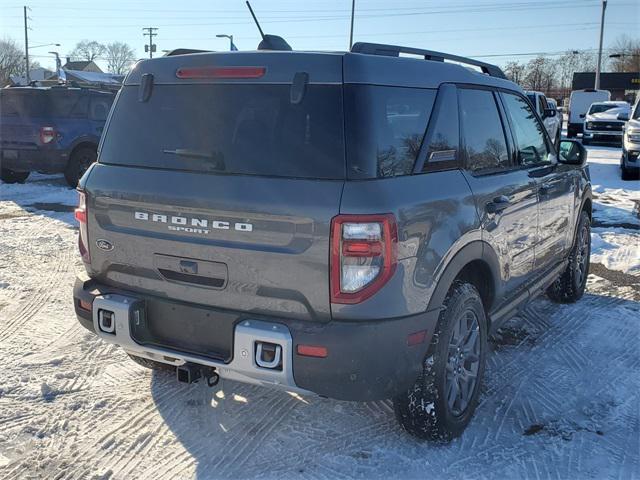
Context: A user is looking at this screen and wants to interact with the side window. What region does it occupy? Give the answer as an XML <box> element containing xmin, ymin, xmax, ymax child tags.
<box><xmin>90</xmin><ymin>97</ymin><xmax>112</xmax><ymax>121</ymax></box>
<box><xmin>422</xmin><ymin>84</ymin><xmax>459</xmax><ymax>172</ymax></box>
<box><xmin>501</xmin><ymin>92</ymin><xmax>551</xmax><ymax>167</ymax></box>
<box><xmin>458</xmin><ymin>88</ymin><xmax>510</xmax><ymax>174</ymax></box>
<box><xmin>538</xmin><ymin>95</ymin><xmax>548</xmax><ymax>113</ymax></box>
<box><xmin>344</xmin><ymin>85</ymin><xmax>436</xmax><ymax>178</ymax></box>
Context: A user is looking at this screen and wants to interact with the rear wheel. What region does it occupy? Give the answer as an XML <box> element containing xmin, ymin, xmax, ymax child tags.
<box><xmin>1</xmin><ymin>168</ymin><xmax>30</xmax><ymax>184</ymax></box>
<box><xmin>394</xmin><ymin>282</ymin><xmax>487</xmax><ymax>441</ymax></box>
<box><xmin>547</xmin><ymin>210</ymin><xmax>591</xmax><ymax>303</ymax></box>
<box><xmin>64</xmin><ymin>146</ymin><xmax>97</xmax><ymax>187</ymax></box>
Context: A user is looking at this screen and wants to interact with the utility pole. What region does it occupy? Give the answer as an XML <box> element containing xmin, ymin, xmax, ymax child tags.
<box><xmin>595</xmin><ymin>0</ymin><xmax>607</xmax><ymax>90</ymax></box>
<box><xmin>23</xmin><ymin>6</ymin><xmax>30</xmax><ymax>84</ymax></box>
<box><xmin>349</xmin><ymin>0</ymin><xmax>355</xmax><ymax>50</ymax></box>
<box><xmin>142</xmin><ymin>27</ymin><xmax>158</xmax><ymax>59</ymax></box>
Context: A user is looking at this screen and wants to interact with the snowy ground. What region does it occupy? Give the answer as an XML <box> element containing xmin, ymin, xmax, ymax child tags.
<box><xmin>0</xmin><ymin>146</ymin><xmax>638</xmax><ymax>480</ymax></box>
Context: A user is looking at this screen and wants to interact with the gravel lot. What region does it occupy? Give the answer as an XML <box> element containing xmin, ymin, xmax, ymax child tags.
<box><xmin>0</xmin><ymin>144</ymin><xmax>638</xmax><ymax>479</ymax></box>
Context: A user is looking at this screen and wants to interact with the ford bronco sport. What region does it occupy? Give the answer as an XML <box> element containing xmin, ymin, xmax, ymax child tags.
<box><xmin>72</xmin><ymin>43</ymin><xmax>592</xmax><ymax>441</ymax></box>
<box><xmin>0</xmin><ymin>86</ymin><xmax>115</xmax><ymax>187</ymax></box>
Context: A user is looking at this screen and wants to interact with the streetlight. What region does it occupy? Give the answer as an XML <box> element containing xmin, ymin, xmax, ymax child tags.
<box><xmin>29</xmin><ymin>43</ymin><xmax>60</xmax><ymax>50</ymax></box>
<box><xmin>23</xmin><ymin>43</ymin><xmax>60</xmax><ymax>84</ymax></box>
<box><xmin>216</xmin><ymin>34</ymin><xmax>237</xmax><ymax>51</ymax></box>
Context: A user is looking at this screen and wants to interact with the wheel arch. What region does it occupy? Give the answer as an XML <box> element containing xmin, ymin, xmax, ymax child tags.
<box><xmin>426</xmin><ymin>241</ymin><xmax>501</xmax><ymax>319</ymax></box>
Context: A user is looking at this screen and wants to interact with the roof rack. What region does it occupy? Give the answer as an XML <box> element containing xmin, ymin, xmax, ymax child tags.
<box><xmin>351</xmin><ymin>42</ymin><xmax>506</xmax><ymax>79</ymax></box>
<box><xmin>164</xmin><ymin>48</ymin><xmax>212</xmax><ymax>57</ymax></box>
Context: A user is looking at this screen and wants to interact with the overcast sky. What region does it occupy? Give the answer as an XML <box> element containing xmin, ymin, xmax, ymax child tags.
<box><xmin>1</xmin><ymin>0</ymin><xmax>638</xmax><ymax>71</ymax></box>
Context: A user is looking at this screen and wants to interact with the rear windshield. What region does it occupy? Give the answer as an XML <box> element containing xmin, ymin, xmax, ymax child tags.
<box><xmin>1</xmin><ymin>90</ymin><xmax>47</xmax><ymax>116</ymax></box>
<box><xmin>0</xmin><ymin>89</ymin><xmax>111</xmax><ymax>118</ymax></box>
<box><xmin>100</xmin><ymin>84</ymin><xmax>345</xmax><ymax>179</ymax></box>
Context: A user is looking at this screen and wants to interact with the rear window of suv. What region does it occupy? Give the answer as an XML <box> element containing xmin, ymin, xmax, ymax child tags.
<box><xmin>0</xmin><ymin>89</ymin><xmax>107</xmax><ymax>118</ymax></box>
<box><xmin>99</xmin><ymin>84</ymin><xmax>345</xmax><ymax>179</ymax></box>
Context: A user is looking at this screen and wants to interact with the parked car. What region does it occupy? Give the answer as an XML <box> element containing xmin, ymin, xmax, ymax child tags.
<box><xmin>567</xmin><ymin>88</ymin><xmax>610</xmax><ymax>138</ymax></box>
<box><xmin>582</xmin><ymin>101</ymin><xmax>631</xmax><ymax>146</ymax></box>
<box><xmin>525</xmin><ymin>91</ymin><xmax>561</xmax><ymax>146</ymax></box>
<box><xmin>0</xmin><ymin>86</ymin><xmax>115</xmax><ymax>186</ymax></box>
<box><xmin>621</xmin><ymin>97</ymin><xmax>640</xmax><ymax>179</ymax></box>
<box><xmin>72</xmin><ymin>43</ymin><xmax>592</xmax><ymax>441</ymax></box>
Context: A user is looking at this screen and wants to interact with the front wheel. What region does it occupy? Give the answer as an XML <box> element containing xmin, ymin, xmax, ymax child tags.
<box><xmin>547</xmin><ymin>210</ymin><xmax>591</xmax><ymax>303</ymax></box>
<box><xmin>394</xmin><ymin>282</ymin><xmax>488</xmax><ymax>441</ymax></box>
<box><xmin>1</xmin><ymin>168</ymin><xmax>30</xmax><ymax>184</ymax></box>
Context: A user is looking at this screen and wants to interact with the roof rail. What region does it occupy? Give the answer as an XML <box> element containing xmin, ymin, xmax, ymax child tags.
<box><xmin>351</xmin><ymin>42</ymin><xmax>506</xmax><ymax>79</ymax></box>
<box><xmin>164</xmin><ymin>49</ymin><xmax>212</xmax><ymax>57</ymax></box>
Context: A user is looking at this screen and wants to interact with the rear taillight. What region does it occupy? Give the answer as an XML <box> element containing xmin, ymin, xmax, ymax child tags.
<box><xmin>39</xmin><ymin>126</ymin><xmax>56</xmax><ymax>144</ymax></box>
<box><xmin>176</xmin><ymin>66</ymin><xmax>266</xmax><ymax>79</ymax></box>
<box><xmin>75</xmin><ymin>191</ymin><xmax>90</xmax><ymax>263</ymax></box>
<box><xmin>330</xmin><ymin>214</ymin><xmax>397</xmax><ymax>304</ymax></box>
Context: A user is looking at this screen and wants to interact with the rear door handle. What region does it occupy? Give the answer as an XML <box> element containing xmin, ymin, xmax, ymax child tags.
<box><xmin>486</xmin><ymin>195</ymin><xmax>510</xmax><ymax>214</ymax></box>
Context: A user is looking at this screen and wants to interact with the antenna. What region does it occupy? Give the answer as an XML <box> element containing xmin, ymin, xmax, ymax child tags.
<box><xmin>246</xmin><ymin>1</ymin><xmax>265</xmax><ymax>41</ymax></box>
<box><xmin>245</xmin><ymin>1</ymin><xmax>292</xmax><ymax>51</ymax></box>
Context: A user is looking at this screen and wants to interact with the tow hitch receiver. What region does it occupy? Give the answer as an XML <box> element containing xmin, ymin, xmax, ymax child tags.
<box><xmin>176</xmin><ymin>363</ymin><xmax>219</xmax><ymax>387</ymax></box>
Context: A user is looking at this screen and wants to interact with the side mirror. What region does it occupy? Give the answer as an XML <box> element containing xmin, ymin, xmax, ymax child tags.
<box><xmin>558</xmin><ymin>139</ymin><xmax>587</xmax><ymax>166</ymax></box>
<box><xmin>617</xmin><ymin>112</ymin><xmax>630</xmax><ymax>121</ymax></box>
<box><xmin>543</xmin><ymin>108</ymin><xmax>556</xmax><ymax>118</ymax></box>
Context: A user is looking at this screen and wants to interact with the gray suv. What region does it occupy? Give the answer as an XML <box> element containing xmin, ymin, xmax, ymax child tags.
<box><xmin>72</xmin><ymin>43</ymin><xmax>592</xmax><ymax>441</ymax></box>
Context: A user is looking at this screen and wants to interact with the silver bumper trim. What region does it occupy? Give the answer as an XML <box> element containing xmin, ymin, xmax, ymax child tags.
<box><xmin>92</xmin><ymin>294</ymin><xmax>309</xmax><ymax>394</ymax></box>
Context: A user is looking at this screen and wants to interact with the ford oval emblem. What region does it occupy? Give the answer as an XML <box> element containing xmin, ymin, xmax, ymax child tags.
<box><xmin>96</xmin><ymin>239</ymin><xmax>114</xmax><ymax>251</ymax></box>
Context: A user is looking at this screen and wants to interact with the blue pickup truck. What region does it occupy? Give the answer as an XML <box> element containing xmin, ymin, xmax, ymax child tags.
<box><xmin>0</xmin><ymin>86</ymin><xmax>115</xmax><ymax>187</ymax></box>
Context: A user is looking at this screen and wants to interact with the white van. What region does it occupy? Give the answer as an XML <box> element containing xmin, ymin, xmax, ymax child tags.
<box><xmin>567</xmin><ymin>89</ymin><xmax>611</xmax><ymax>138</ymax></box>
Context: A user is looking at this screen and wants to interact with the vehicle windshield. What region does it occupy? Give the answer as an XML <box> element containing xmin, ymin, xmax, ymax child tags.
<box><xmin>633</xmin><ymin>103</ymin><xmax>640</xmax><ymax>120</ymax></box>
<box><xmin>588</xmin><ymin>104</ymin><xmax>621</xmax><ymax>114</ymax></box>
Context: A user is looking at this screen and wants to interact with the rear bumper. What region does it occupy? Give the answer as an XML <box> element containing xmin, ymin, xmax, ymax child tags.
<box><xmin>0</xmin><ymin>147</ymin><xmax>68</xmax><ymax>173</ymax></box>
<box><xmin>73</xmin><ymin>274</ymin><xmax>439</xmax><ymax>401</ymax></box>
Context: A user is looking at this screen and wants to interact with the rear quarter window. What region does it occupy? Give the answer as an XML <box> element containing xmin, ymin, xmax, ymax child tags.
<box><xmin>345</xmin><ymin>85</ymin><xmax>436</xmax><ymax>179</ymax></box>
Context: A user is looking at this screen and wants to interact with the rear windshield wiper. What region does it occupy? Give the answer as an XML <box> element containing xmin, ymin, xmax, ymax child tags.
<box><xmin>163</xmin><ymin>148</ymin><xmax>217</xmax><ymax>159</ymax></box>
<box><xmin>162</xmin><ymin>148</ymin><xmax>226</xmax><ymax>171</ymax></box>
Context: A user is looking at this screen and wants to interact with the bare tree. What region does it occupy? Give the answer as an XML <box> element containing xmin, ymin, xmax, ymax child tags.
<box><xmin>0</xmin><ymin>37</ymin><xmax>40</xmax><ymax>86</ymax></box>
<box><xmin>523</xmin><ymin>56</ymin><xmax>556</xmax><ymax>92</ymax></box>
<box><xmin>504</xmin><ymin>60</ymin><xmax>526</xmax><ymax>85</ymax></box>
<box><xmin>105</xmin><ymin>42</ymin><xmax>137</xmax><ymax>74</ymax></box>
<box><xmin>69</xmin><ymin>40</ymin><xmax>106</xmax><ymax>62</ymax></box>
<box><xmin>609</xmin><ymin>34</ymin><xmax>640</xmax><ymax>73</ymax></box>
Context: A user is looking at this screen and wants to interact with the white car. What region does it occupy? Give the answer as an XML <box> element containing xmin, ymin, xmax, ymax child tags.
<box><xmin>582</xmin><ymin>101</ymin><xmax>631</xmax><ymax>145</ymax></box>
<box><xmin>621</xmin><ymin>97</ymin><xmax>640</xmax><ymax>179</ymax></box>
<box><xmin>567</xmin><ymin>89</ymin><xmax>610</xmax><ymax>138</ymax></box>
<box><xmin>525</xmin><ymin>91</ymin><xmax>562</xmax><ymax>145</ymax></box>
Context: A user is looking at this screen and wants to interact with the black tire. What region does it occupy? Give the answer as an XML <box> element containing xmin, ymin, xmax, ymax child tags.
<box><xmin>393</xmin><ymin>282</ymin><xmax>488</xmax><ymax>441</ymax></box>
<box><xmin>547</xmin><ymin>210</ymin><xmax>591</xmax><ymax>303</ymax></box>
<box><xmin>64</xmin><ymin>146</ymin><xmax>97</xmax><ymax>187</ymax></box>
<box><xmin>128</xmin><ymin>353</ymin><xmax>175</xmax><ymax>372</ymax></box>
<box><xmin>567</xmin><ymin>128</ymin><xmax>575</xmax><ymax>138</ymax></box>
<box><xmin>1</xmin><ymin>168</ymin><xmax>30</xmax><ymax>184</ymax></box>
